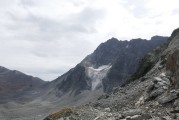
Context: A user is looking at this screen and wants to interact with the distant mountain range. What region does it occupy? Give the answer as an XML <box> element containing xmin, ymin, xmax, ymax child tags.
<box><xmin>0</xmin><ymin>66</ymin><xmax>45</xmax><ymax>102</ymax></box>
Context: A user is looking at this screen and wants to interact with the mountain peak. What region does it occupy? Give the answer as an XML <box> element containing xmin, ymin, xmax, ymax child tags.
<box><xmin>171</xmin><ymin>28</ymin><xmax>179</xmax><ymax>38</ymax></box>
<box><xmin>151</xmin><ymin>35</ymin><xmax>166</xmax><ymax>40</ymax></box>
<box><xmin>0</xmin><ymin>66</ymin><xmax>10</xmax><ymax>73</ymax></box>
<box><xmin>99</xmin><ymin>37</ymin><xmax>120</xmax><ymax>47</ymax></box>
<box><xmin>107</xmin><ymin>37</ymin><xmax>119</xmax><ymax>42</ymax></box>
<box><xmin>0</xmin><ymin>66</ymin><xmax>45</xmax><ymax>99</ymax></box>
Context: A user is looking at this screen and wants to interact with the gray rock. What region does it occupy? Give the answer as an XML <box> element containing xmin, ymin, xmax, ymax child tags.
<box><xmin>150</xmin><ymin>88</ymin><xmax>165</xmax><ymax>97</ymax></box>
<box><xmin>122</xmin><ymin>109</ymin><xmax>143</xmax><ymax>117</ymax></box>
<box><xmin>130</xmin><ymin>115</ymin><xmax>141</xmax><ymax>120</ymax></box>
<box><xmin>135</xmin><ymin>96</ymin><xmax>144</xmax><ymax>107</ymax></box>
<box><xmin>173</xmin><ymin>99</ymin><xmax>179</xmax><ymax>108</ymax></box>
<box><xmin>126</xmin><ymin>116</ymin><xmax>131</xmax><ymax>120</ymax></box>
<box><xmin>104</xmin><ymin>108</ymin><xmax>111</xmax><ymax>112</ymax></box>
<box><xmin>158</xmin><ymin>65</ymin><xmax>163</xmax><ymax>70</ymax></box>
<box><xmin>130</xmin><ymin>114</ymin><xmax>152</xmax><ymax>120</ymax></box>
<box><xmin>170</xmin><ymin>109</ymin><xmax>179</xmax><ymax>113</ymax></box>
<box><xmin>161</xmin><ymin>116</ymin><xmax>173</xmax><ymax>120</ymax></box>
<box><xmin>114</xmin><ymin>113</ymin><xmax>123</xmax><ymax>119</ymax></box>
<box><xmin>149</xmin><ymin>117</ymin><xmax>162</xmax><ymax>120</ymax></box>
<box><xmin>162</xmin><ymin>86</ymin><xmax>168</xmax><ymax>90</ymax></box>
<box><xmin>140</xmin><ymin>77</ymin><xmax>148</xmax><ymax>82</ymax></box>
<box><xmin>158</xmin><ymin>90</ymin><xmax>179</xmax><ymax>104</ymax></box>
<box><xmin>58</xmin><ymin>118</ymin><xmax>64</xmax><ymax>120</ymax></box>
<box><xmin>140</xmin><ymin>114</ymin><xmax>152</xmax><ymax>120</ymax></box>
<box><xmin>146</xmin><ymin>84</ymin><xmax>155</xmax><ymax>93</ymax></box>
<box><xmin>145</xmin><ymin>88</ymin><xmax>164</xmax><ymax>101</ymax></box>
<box><xmin>161</xmin><ymin>77</ymin><xmax>170</xmax><ymax>85</ymax></box>
<box><xmin>153</xmin><ymin>77</ymin><xmax>170</xmax><ymax>89</ymax></box>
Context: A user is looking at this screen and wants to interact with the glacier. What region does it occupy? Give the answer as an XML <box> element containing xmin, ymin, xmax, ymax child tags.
<box><xmin>86</xmin><ymin>65</ymin><xmax>112</xmax><ymax>90</ymax></box>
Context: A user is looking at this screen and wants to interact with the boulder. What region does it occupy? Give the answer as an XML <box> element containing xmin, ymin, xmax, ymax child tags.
<box><xmin>149</xmin><ymin>88</ymin><xmax>165</xmax><ymax>99</ymax></box>
<box><xmin>130</xmin><ymin>114</ymin><xmax>152</xmax><ymax>120</ymax></box>
<box><xmin>173</xmin><ymin>99</ymin><xmax>179</xmax><ymax>109</ymax></box>
<box><xmin>144</xmin><ymin>87</ymin><xmax>165</xmax><ymax>102</ymax></box>
<box><xmin>135</xmin><ymin>96</ymin><xmax>144</xmax><ymax>107</ymax></box>
<box><xmin>153</xmin><ymin>76</ymin><xmax>170</xmax><ymax>88</ymax></box>
<box><xmin>104</xmin><ymin>108</ymin><xmax>111</xmax><ymax>112</ymax></box>
<box><xmin>158</xmin><ymin>90</ymin><xmax>179</xmax><ymax>104</ymax></box>
<box><xmin>122</xmin><ymin>109</ymin><xmax>143</xmax><ymax>117</ymax></box>
<box><xmin>130</xmin><ymin>115</ymin><xmax>141</xmax><ymax>120</ymax></box>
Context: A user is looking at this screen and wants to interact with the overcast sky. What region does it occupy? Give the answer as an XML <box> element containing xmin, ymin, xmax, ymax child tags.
<box><xmin>0</xmin><ymin>0</ymin><xmax>179</xmax><ymax>81</ymax></box>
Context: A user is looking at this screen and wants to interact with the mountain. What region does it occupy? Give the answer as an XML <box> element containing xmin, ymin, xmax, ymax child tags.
<box><xmin>0</xmin><ymin>66</ymin><xmax>46</xmax><ymax>102</ymax></box>
<box><xmin>44</xmin><ymin>28</ymin><xmax>179</xmax><ymax>120</ymax></box>
<box><xmin>0</xmin><ymin>35</ymin><xmax>168</xmax><ymax>120</ymax></box>
<box><xmin>51</xmin><ymin>36</ymin><xmax>168</xmax><ymax>98</ymax></box>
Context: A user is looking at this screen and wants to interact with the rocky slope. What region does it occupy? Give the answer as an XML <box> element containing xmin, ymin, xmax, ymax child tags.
<box><xmin>44</xmin><ymin>28</ymin><xmax>179</xmax><ymax>120</ymax></box>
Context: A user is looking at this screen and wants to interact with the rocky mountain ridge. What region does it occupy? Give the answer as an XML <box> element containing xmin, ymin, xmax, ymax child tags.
<box><xmin>44</xmin><ymin>28</ymin><xmax>179</xmax><ymax>120</ymax></box>
<box><xmin>51</xmin><ymin>36</ymin><xmax>168</xmax><ymax>98</ymax></box>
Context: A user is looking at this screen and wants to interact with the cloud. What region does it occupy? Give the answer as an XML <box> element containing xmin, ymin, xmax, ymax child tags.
<box><xmin>0</xmin><ymin>0</ymin><xmax>179</xmax><ymax>80</ymax></box>
<box><xmin>172</xmin><ymin>8</ymin><xmax>179</xmax><ymax>15</ymax></box>
<box><xmin>0</xmin><ymin>0</ymin><xmax>106</xmax><ymax>80</ymax></box>
<box><xmin>119</xmin><ymin>0</ymin><xmax>150</xmax><ymax>18</ymax></box>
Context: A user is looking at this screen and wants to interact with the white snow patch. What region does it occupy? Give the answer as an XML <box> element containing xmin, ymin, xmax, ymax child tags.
<box><xmin>126</xmin><ymin>45</ymin><xmax>129</xmax><ymax>48</ymax></box>
<box><xmin>86</xmin><ymin>65</ymin><xmax>112</xmax><ymax>90</ymax></box>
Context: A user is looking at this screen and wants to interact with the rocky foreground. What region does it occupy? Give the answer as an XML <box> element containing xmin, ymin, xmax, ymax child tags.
<box><xmin>44</xmin><ymin>29</ymin><xmax>179</xmax><ymax>120</ymax></box>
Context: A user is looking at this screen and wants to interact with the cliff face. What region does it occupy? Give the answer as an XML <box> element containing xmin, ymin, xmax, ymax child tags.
<box><xmin>103</xmin><ymin>37</ymin><xmax>168</xmax><ymax>92</ymax></box>
<box><xmin>166</xmin><ymin>28</ymin><xmax>179</xmax><ymax>89</ymax></box>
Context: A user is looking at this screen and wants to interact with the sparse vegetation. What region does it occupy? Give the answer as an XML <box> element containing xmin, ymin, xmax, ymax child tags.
<box><xmin>44</xmin><ymin>108</ymin><xmax>73</xmax><ymax>120</ymax></box>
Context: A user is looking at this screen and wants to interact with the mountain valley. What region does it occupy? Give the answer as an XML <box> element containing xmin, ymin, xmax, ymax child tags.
<box><xmin>0</xmin><ymin>31</ymin><xmax>175</xmax><ymax>120</ymax></box>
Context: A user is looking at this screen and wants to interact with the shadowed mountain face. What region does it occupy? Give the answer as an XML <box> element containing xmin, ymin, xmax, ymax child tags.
<box><xmin>0</xmin><ymin>66</ymin><xmax>45</xmax><ymax>100</ymax></box>
<box><xmin>53</xmin><ymin>36</ymin><xmax>168</xmax><ymax>95</ymax></box>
